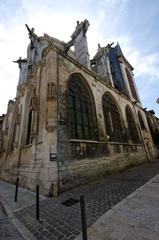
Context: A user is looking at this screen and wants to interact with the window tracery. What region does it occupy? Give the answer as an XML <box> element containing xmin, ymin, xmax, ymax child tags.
<box><xmin>102</xmin><ymin>93</ymin><xmax>126</xmax><ymax>142</ymax></box>
<box><xmin>138</xmin><ymin>111</ymin><xmax>146</xmax><ymax>130</ymax></box>
<box><xmin>126</xmin><ymin>105</ymin><xmax>140</xmax><ymax>143</ymax></box>
<box><xmin>125</xmin><ymin>68</ymin><xmax>138</xmax><ymax>101</ymax></box>
<box><xmin>146</xmin><ymin>115</ymin><xmax>159</xmax><ymax>145</ymax></box>
<box><xmin>68</xmin><ymin>74</ymin><xmax>98</xmax><ymax>140</ymax></box>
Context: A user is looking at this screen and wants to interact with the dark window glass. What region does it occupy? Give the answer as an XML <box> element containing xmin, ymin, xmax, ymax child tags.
<box><xmin>138</xmin><ymin>111</ymin><xmax>146</xmax><ymax>130</ymax></box>
<box><xmin>102</xmin><ymin>93</ymin><xmax>126</xmax><ymax>142</ymax></box>
<box><xmin>68</xmin><ymin>74</ymin><xmax>98</xmax><ymax>140</ymax></box>
<box><xmin>125</xmin><ymin>68</ymin><xmax>139</xmax><ymax>101</ymax></box>
<box><xmin>11</xmin><ymin>124</ymin><xmax>17</xmax><ymax>151</ymax></box>
<box><xmin>26</xmin><ymin>110</ymin><xmax>32</xmax><ymax>145</ymax></box>
<box><xmin>126</xmin><ymin>106</ymin><xmax>140</xmax><ymax>143</ymax></box>
<box><xmin>146</xmin><ymin>116</ymin><xmax>159</xmax><ymax>145</ymax></box>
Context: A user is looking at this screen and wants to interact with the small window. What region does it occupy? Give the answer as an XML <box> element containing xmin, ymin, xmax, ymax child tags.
<box><xmin>26</xmin><ymin>110</ymin><xmax>33</xmax><ymax>145</ymax></box>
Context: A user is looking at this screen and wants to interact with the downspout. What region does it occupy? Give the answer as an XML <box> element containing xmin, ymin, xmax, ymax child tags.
<box><xmin>56</xmin><ymin>52</ymin><xmax>63</xmax><ymax>190</ymax></box>
<box><xmin>132</xmin><ymin>102</ymin><xmax>151</xmax><ymax>161</ymax></box>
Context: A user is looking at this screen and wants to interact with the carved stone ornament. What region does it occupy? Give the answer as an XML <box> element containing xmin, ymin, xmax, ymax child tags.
<box><xmin>17</xmin><ymin>85</ymin><xmax>25</xmax><ymax>97</ymax></box>
<box><xmin>28</xmin><ymin>79</ymin><xmax>34</xmax><ymax>91</ymax></box>
<box><xmin>98</xmin><ymin>113</ymin><xmax>102</xmax><ymax>118</ymax></box>
<box><xmin>47</xmin><ymin>82</ymin><xmax>56</xmax><ymax>100</ymax></box>
<box><xmin>28</xmin><ymin>69</ymin><xmax>34</xmax><ymax>81</ymax></box>
<box><xmin>42</xmin><ymin>46</ymin><xmax>51</xmax><ymax>59</ymax></box>
<box><xmin>14</xmin><ymin>97</ymin><xmax>20</xmax><ymax>104</ymax></box>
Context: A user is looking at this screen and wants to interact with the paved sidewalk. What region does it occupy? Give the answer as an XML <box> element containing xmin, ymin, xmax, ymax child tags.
<box><xmin>0</xmin><ymin>200</ymin><xmax>24</xmax><ymax>240</ymax></box>
<box><xmin>0</xmin><ymin>180</ymin><xmax>46</xmax><ymax>211</ymax></box>
<box><xmin>0</xmin><ymin>181</ymin><xmax>45</xmax><ymax>240</ymax></box>
<box><xmin>75</xmin><ymin>174</ymin><xmax>159</xmax><ymax>240</ymax></box>
<box><xmin>0</xmin><ymin>160</ymin><xmax>159</xmax><ymax>240</ymax></box>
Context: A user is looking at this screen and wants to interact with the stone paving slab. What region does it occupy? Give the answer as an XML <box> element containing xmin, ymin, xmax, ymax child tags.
<box><xmin>0</xmin><ymin>181</ymin><xmax>43</xmax><ymax>240</ymax></box>
<box><xmin>0</xmin><ymin>180</ymin><xmax>46</xmax><ymax>211</ymax></box>
<box><xmin>75</xmin><ymin>175</ymin><xmax>159</xmax><ymax>240</ymax></box>
<box><xmin>0</xmin><ymin>197</ymin><xmax>25</xmax><ymax>240</ymax></box>
<box><xmin>0</xmin><ymin>218</ymin><xmax>25</xmax><ymax>240</ymax></box>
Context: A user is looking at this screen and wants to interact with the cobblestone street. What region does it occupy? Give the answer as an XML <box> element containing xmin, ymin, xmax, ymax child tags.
<box><xmin>14</xmin><ymin>159</ymin><xmax>159</xmax><ymax>240</ymax></box>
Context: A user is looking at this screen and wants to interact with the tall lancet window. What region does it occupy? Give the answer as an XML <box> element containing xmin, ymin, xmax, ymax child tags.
<box><xmin>9</xmin><ymin>107</ymin><xmax>19</xmax><ymax>152</ymax></box>
<box><xmin>146</xmin><ymin>116</ymin><xmax>159</xmax><ymax>145</ymax></box>
<box><xmin>125</xmin><ymin>68</ymin><xmax>139</xmax><ymax>101</ymax></box>
<box><xmin>26</xmin><ymin>110</ymin><xmax>33</xmax><ymax>145</ymax></box>
<box><xmin>68</xmin><ymin>74</ymin><xmax>98</xmax><ymax>140</ymax></box>
<box><xmin>138</xmin><ymin>111</ymin><xmax>146</xmax><ymax>130</ymax></box>
<box><xmin>102</xmin><ymin>92</ymin><xmax>125</xmax><ymax>142</ymax></box>
<box><xmin>11</xmin><ymin>123</ymin><xmax>17</xmax><ymax>151</ymax></box>
<box><xmin>126</xmin><ymin>105</ymin><xmax>140</xmax><ymax>143</ymax></box>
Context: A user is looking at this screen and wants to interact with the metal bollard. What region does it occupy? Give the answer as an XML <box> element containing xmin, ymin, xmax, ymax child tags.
<box><xmin>80</xmin><ymin>195</ymin><xmax>87</xmax><ymax>240</ymax></box>
<box><xmin>36</xmin><ymin>185</ymin><xmax>40</xmax><ymax>221</ymax></box>
<box><xmin>14</xmin><ymin>177</ymin><xmax>19</xmax><ymax>202</ymax></box>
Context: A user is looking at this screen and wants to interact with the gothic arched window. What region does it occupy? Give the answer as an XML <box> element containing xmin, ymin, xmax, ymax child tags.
<box><xmin>26</xmin><ymin>110</ymin><xmax>33</xmax><ymax>145</ymax></box>
<box><xmin>11</xmin><ymin>124</ymin><xmax>17</xmax><ymax>151</ymax></box>
<box><xmin>146</xmin><ymin>115</ymin><xmax>159</xmax><ymax>145</ymax></box>
<box><xmin>126</xmin><ymin>105</ymin><xmax>140</xmax><ymax>143</ymax></box>
<box><xmin>102</xmin><ymin>93</ymin><xmax>125</xmax><ymax>142</ymax></box>
<box><xmin>9</xmin><ymin>107</ymin><xmax>19</xmax><ymax>152</ymax></box>
<box><xmin>125</xmin><ymin>68</ymin><xmax>139</xmax><ymax>101</ymax></box>
<box><xmin>68</xmin><ymin>74</ymin><xmax>98</xmax><ymax>140</ymax></box>
<box><xmin>138</xmin><ymin>111</ymin><xmax>146</xmax><ymax>130</ymax></box>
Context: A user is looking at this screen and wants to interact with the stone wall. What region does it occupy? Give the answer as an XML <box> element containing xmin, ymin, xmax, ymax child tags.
<box><xmin>60</xmin><ymin>145</ymin><xmax>147</xmax><ymax>191</ymax></box>
<box><xmin>56</xmin><ymin>51</ymin><xmax>152</xmax><ymax>192</ymax></box>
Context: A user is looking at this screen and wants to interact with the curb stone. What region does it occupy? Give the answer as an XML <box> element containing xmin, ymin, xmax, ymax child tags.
<box><xmin>0</xmin><ymin>193</ymin><xmax>36</xmax><ymax>240</ymax></box>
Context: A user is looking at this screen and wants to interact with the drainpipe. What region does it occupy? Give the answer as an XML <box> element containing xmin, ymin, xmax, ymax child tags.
<box><xmin>56</xmin><ymin>52</ymin><xmax>63</xmax><ymax>190</ymax></box>
<box><xmin>132</xmin><ymin>102</ymin><xmax>151</xmax><ymax>161</ymax></box>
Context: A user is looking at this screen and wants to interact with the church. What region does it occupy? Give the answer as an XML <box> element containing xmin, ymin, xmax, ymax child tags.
<box><xmin>0</xmin><ymin>20</ymin><xmax>159</xmax><ymax>196</ymax></box>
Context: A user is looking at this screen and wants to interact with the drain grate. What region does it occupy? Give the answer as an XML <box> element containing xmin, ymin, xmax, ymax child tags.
<box><xmin>61</xmin><ymin>198</ymin><xmax>80</xmax><ymax>207</ymax></box>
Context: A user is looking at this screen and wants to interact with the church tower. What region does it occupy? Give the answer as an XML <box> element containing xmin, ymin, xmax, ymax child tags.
<box><xmin>109</xmin><ymin>43</ymin><xmax>141</xmax><ymax>104</ymax></box>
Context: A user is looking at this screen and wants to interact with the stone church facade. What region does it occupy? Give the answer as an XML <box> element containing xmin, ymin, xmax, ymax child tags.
<box><xmin>0</xmin><ymin>20</ymin><xmax>159</xmax><ymax>196</ymax></box>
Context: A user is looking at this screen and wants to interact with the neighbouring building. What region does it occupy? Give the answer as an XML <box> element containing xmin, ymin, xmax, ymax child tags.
<box><xmin>0</xmin><ymin>20</ymin><xmax>159</xmax><ymax>196</ymax></box>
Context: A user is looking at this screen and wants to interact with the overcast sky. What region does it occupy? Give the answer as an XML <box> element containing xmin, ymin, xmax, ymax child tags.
<box><xmin>0</xmin><ymin>0</ymin><xmax>159</xmax><ymax>116</ymax></box>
